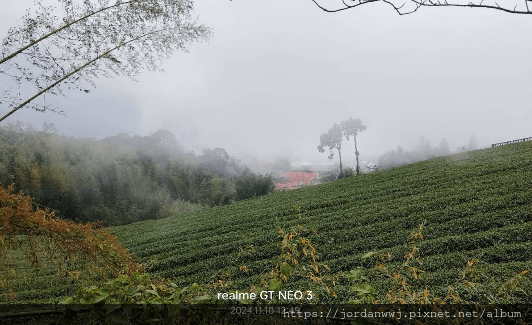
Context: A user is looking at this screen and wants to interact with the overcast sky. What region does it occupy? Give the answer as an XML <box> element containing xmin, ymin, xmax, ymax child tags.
<box><xmin>1</xmin><ymin>0</ymin><xmax>531</xmax><ymax>167</ymax></box>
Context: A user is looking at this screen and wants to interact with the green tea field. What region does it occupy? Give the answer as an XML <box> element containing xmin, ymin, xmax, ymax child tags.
<box><xmin>111</xmin><ymin>141</ymin><xmax>532</xmax><ymax>304</ymax></box>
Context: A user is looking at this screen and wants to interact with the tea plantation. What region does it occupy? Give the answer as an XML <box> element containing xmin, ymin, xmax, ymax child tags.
<box><xmin>109</xmin><ymin>141</ymin><xmax>532</xmax><ymax>304</ymax></box>
<box><xmin>6</xmin><ymin>141</ymin><xmax>530</xmax><ymax>305</ymax></box>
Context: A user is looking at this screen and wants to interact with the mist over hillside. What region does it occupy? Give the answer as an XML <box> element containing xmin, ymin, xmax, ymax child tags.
<box><xmin>0</xmin><ymin>120</ymin><xmax>488</xmax><ymax>226</ymax></box>
<box><xmin>0</xmin><ymin>122</ymin><xmax>276</xmax><ymax>225</ymax></box>
<box><xmin>378</xmin><ymin>136</ymin><xmax>479</xmax><ymax>170</ymax></box>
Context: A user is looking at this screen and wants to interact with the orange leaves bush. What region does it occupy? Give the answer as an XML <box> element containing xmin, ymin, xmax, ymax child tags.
<box><xmin>1</xmin><ymin>182</ymin><xmax>140</xmax><ymax>300</ymax></box>
<box><xmin>1</xmin><ymin>182</ymin><xmax>131</xmax><ymax>263</ymax></box>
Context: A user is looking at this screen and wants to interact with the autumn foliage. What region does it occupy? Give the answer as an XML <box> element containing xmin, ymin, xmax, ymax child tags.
<box><xmin>0</xmin><ymin>182</ymin><xmax>140</xmax><ymax>302</ymax></box>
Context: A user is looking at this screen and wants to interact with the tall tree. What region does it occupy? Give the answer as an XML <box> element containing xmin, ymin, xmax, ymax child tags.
<box><xmin>0</xmin><ymin>0</ymin><xmax>211</xmax><ymax>123</ymax></box>
<box><xmin>340</xmin><ymin>118</ymin><xmax>366</xmax><ymax>175</ymax></box>
<box><xmin>318</xmin><ymin>123</ymin><xmax>344</xmax><ymax>175</ymax></box>
<box><xmin>311</xmin><ymin>0</ymin><xmax>532</xmax><ymax>15</ymax></box>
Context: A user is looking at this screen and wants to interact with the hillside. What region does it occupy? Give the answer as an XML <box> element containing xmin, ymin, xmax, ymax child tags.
<box><xmin>0</xmin><ymin>125</ymin><xmax>274</xmax><ymax>226</ymax></box>
<box><xmin>111</xmin><ymin>141</ymin><xmax>532</xmax><ymax>303</ymax></box>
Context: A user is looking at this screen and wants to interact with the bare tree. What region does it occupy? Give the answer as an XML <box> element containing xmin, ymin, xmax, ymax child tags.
<box><xmin>311</xmin><ymin>0</ymin><xmax>532</xmax><ymax>15</ymax></box>
<box><xmin>340</xmin><ymin>117</ymin><xmax>366</xmax><ymax>175</ymax></box>
<box><xmin>318</xmin><ymin>123</ymin><xmax>344</xmax><ymax>175</ymax></box>
<box><xmin>0</xmin><ymin>0</ymin><xmax>212</xmax><ymax>123</ymax></box>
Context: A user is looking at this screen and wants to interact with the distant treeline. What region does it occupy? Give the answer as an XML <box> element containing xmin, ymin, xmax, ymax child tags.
<box><xmin>0</xmin><ymin>122</ymin><xmax>274</xmax><ymax>225</ymax></box>
<box><xmin>378</xmin><ymin>136</ymin><xmax>478</xmax><ymax>170</ymax></box>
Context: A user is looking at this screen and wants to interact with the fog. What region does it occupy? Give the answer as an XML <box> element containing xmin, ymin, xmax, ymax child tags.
<box><xmin>1</xmin><ymin>0</ymin><xmax>531</xmax><ymax>170</ymax></box>
<box><xmin>0</xmin><ymin>122</ymin><xmax>272</xmax><ymax>224</ymax></box>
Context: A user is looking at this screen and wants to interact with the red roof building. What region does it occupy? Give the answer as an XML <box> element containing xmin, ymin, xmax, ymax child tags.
<box><xmin>274</xmin><ymin>171</ymin><xmax>319</xmax><ymax>190</ymax></box>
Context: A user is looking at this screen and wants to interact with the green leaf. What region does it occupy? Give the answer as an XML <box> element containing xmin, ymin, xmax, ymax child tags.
<box><xmin>359</xmin><ymin>283</ymin><xmax>375</xmax><ymax>293</ymax></box>
<box><xmin>126</xmin><ymin>285</ymin><xmax>140</xmax><ymax>296</ymax></box>
<box><xmin>80</xmin><ymin>297</ymin><xmax>92</xmax><ymax>304</ymax></box>
<box><xmin>109</xmin><ymin>310</ymin><xmax>122</xmax><ymax>323</ymax></box>
<box><xmin>361</xmin><ymin>251</ymin><xmax>376</xmax><ymax>262</ymax></box>
<box><xmin>269</xmin><ymin>279</ymin><xmax>283</xmax><ymax>291</ymax></box>
<box><xmin>280</xmin><ymin>263</ymin><xmax>292</xmax><ymax>278</ymax></box>
<box><xmin>169</xmin><ymin>291</ymin><xmax>183</xmax><ymax>304</ymax></box>
<box><xmin>193</xmin><ymin>295</ymin><xmax>211</xmax><ymax>303</ymax></box>
<box><xmin>190</xmin><ymin>283</ymin><xmax>201</xmax><ymax>290</ymax></box>
<box><xmin>145</xmin><ymin>289</ymin><xmax>159</xmax><ymax>296</ymax></box>
<box><xmin>105</xmin><ymin>304</ymin><xmax>122</xmax><ymax>314</ymax></box>
<box><xmin>60</xmin><ymin>297</ymin><xmax>74</xmax><ymax>304</ymax></box>
<box><xmin>351</xmin><ymin>283</ymin><xmax>375</xmax><ymax>295</ymax></box>
<box><xmin>347</xmin><ymin>268</ymin><xmax>363</xmax><ymax>282</ymax></box>
<box><xmin>93</xmin><ymin>293</ymin><xmax>109</xmax><ymax>303</ymax></box>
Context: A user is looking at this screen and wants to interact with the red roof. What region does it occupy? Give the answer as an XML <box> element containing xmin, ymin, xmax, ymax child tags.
<box><xmin>274</xmin><ymin>172</ymin><xmax>319</xmax><ymax>190</ymax></box>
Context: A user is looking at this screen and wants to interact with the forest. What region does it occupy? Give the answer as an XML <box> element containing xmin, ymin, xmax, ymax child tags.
<box><xmin>0</xmin><ymin>122</ymin><xmax>275</xmax><ymax>225</ymax></box>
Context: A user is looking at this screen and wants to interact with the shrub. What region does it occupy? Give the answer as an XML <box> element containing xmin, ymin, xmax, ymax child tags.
<box><xmin>0</xmin><ymin>182</ymin><xmax>139</xmax><ymax>302</ymax></box>
<box><xmin>337</xmin><ymin>167</ymin><xmax>355</xmax><ymax>179</ymax></box>
<box><xmin>234</xmin><ymin>171</ymin><xmax>275</xmax><ymax>201</ymax></box>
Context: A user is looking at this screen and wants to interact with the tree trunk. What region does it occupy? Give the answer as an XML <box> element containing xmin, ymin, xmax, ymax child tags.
<box><xmin>338</xmin><ymin>149</ymin><xmax>343</xmax><ymax>176</ymax></box>
<box><xmin>354</xmin><ymin>135</ymin><xmax>360</xmax><ymax>175</ymax></box>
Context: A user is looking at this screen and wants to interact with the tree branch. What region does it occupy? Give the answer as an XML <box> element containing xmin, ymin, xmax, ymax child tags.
<box><xmin>0</xmin><ymin>28</ymin><xmax>164</xmax><ymax>123</ymax></box>
<box><xmin>313</xmin><ymin>0</ymin><xmax>532</xmax><ymax>14</ymax></box>
<box><xmin>0</xmin><ymin>0</ymin><xmax>141</xmax><ymax>65</ymax></box>
<box><xmin>310</xmin><ymin>0</ymin><xmax>379</xmax><ymax>12</ymax></box>
<box><xmin>413</xmin><ymin>0</ymin><xmax>532</xmax><ymax>13</ymax></box>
